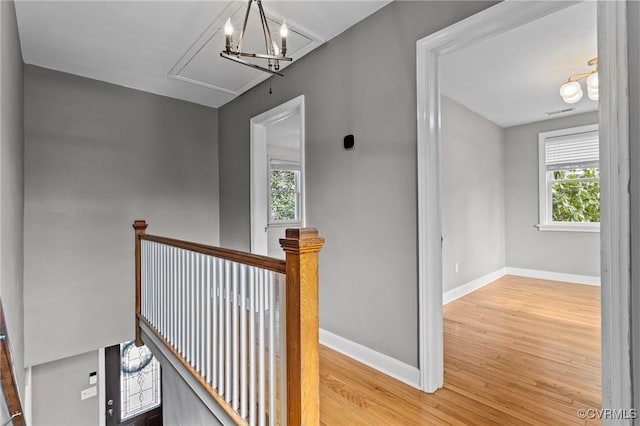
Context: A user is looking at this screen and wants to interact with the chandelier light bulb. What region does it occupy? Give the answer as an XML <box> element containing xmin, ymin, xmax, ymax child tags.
<box><xmin>280</xmin><ymin>21</ymin><xmax>288</xmax><ymax>56</ymax></box>
<box><xmin>272</xmin><ymin>42</ymin><xmax>280</xmax><ymax>56</ymax></box>
<box><xmin>224</xmin><ymin>18</ymin><xmax>234</xmax><ymax>36</ymax></box>
<box><xmin>224</xmin><ymin>18</ymin><xmax>234</xmax><ymax>53</ymax></box>
<box><xmin>588</xmin><ymin>88</ymin><xmax>599</xmax><ymax>101</ymax></box>
<box><xmin>559</xmin><ymin>81</ymin><xmax>583</xmax><ymax>104</ymax></box>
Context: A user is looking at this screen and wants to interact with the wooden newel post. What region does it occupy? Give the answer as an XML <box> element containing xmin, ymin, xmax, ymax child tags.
<box><xmin>280</xmin><ymin>228</ymin><xmax>325</xmax><ymax>426</ymax></box>
<box><xmin>133</xmin><ymin>220</ymin><xmax>148</xmax><ymax>347</ymax></box>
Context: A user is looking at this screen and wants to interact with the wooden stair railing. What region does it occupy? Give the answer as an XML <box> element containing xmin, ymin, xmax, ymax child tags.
<box><xmin>133</xmin><ymin>220</ymin><xmax>324</xmax><ymax>425</ymax></box>
<box><xmin>0</xmin><ymin>299</ymin><xmax>25</xmax><ymax>426</ymax></box>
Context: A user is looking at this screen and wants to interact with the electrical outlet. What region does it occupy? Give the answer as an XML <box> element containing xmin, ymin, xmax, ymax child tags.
<box><xmin>454</xmin><ymin>263</ymin><xmax>459</xmax><ymax>274</ymax></box>
<box><xmin>81</xmin><ymin>386</ymin><xmax>97</xmax><ymax>400</ymax></box>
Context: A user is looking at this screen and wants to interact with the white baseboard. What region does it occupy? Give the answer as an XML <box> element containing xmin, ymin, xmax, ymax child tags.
<box><xmin>440</xmin><ymin>266</ymin><xmax>599</xmax><ymax>305</ymax></box>
<box><xmin>505</xmin><ymin>267</ymin><xmax>600</xmax><ymax>286</ymax></box>
<box><xmin>443</xmin><ymin>267</ymin><xmax>507</xmax><ymax>305</ymax></box>
<box><xmin>319</xmin><ymin>329</ymin><xmax>420</xmax><ymax>389</ymax></box>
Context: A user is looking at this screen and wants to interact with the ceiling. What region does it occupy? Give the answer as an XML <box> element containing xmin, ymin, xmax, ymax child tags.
<box><xmin>440</xmin><ymin>1</ymin><xmax>598</xmax><ymax>128</ymax></box>
<box><xmin>15</xmin><ymin>0</ymin><xmax>390</xmax><ymax>109</ymax></box>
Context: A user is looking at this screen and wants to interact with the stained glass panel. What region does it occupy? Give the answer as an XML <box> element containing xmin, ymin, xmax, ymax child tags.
<box><xmin>119</xmin><ymin>341</ymin><xmax>161</xmax><ymax>420</ymax></box>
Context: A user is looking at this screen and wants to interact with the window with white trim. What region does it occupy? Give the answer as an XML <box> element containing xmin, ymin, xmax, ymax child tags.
<box><xmin>538</xmin><ymin>124</ymin><xmax>600</xmax><ymax>232</ymax></box>
<box><xmin>268</xmin><ymin>159</ymin><xmax>301</xmax><ymax>225</ymax></box>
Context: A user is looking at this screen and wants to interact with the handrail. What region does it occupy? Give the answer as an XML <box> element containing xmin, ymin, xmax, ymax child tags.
<box><xmin>133</xmin><ymin>220</ymin><xmax>324</xmax><ymax>425</ymax></box>
<box><xmin>0</xmin><ymin>299</ymin><xmax>25</xmax><ymax>426</ymax></box>
<box><xmin>140</xmin><ymin>234</ymin><xmax>286</xmax><ymax>274</ymax></box>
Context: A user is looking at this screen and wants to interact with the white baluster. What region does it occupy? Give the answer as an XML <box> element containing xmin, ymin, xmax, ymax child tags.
<box><xmin>218</xmin><ymin>258</ymin><xmax>225</xmax><ymax>396</ymax></box>
<box><xmin>184</xmin><ymin>250</ymin><xmax>189</xmax><ymax>362</ymax></box>
<box><xmin>278</xmin><ymin>273</ymin><xmax>287</xmax><ymax>426</ymax></box>
<box><xmin>155</xmin><ymin>243</ymin><xmax>160</xmax><ymax>328</ymax></box>
<box><xmin>181</xmin><ymin>249</ymin><xmax>186</xmax><ymax>358</ymax></box>
<box><xmin>141</xmin><ymin>241</ymin><xmax>146</xmax><ymax>319</ymax></box>
<box><xmin>173</xmin><ymin>247</ymin><xmax>178</xmax><ymax>346</ymax></box>
<box><xmin>259</xmin><ymin>269</ymin><xmax>266</xmax><ymax>426</ymax></box>
<box><xmin>249</xmin><ymin>267</ymin><xmax>256</xmax><ymax>426</ymax></box>
<box><xmin>151</xmin><ymin>243</ymin><xmax>156</xmax><ymax>326</ymax></box>
<box><xmin>154</xmin><ymin>243</ymin><xmax>159</xmax><ymax>327</ymax></box>
<box><xmin>158</xmin><ymin>244</ymin><xmax>162</xmax><ymax>335</ymax></box>
<box><xmin>174</xmin><ymin>248</ymin><xmax>178</xmax><ymax>350</ymax></box>
<box><xmin>214</xmin><ymin>258</ymin><xmax>218</xmax><ymax>389</ymax></box>
<box><xmin>233</xmin><ymin>263</ymin><xmax>239</xmax><ymax>410</ymax></box>
<box><xmin>148</xmin><ymin>242</ymin><xmax>153</xmax><ymax>325</ymax></box>
<box><xmin>169</xmin><ymin>247</ymin><xmax>174</xmax><ymax>345</ymax></box>
<box><xmin>192</xmin><ymin>251</ymin><xmax>196</xmax><ymax>364</ymax></box>
<box><xmin>204</xmin><ymin>256</ymin><xmax>210</xmax><ymax>383</ymax></box>
<box><xmin>161</xmin><ymin>245</ymin><xmax>166</xmax><ymax>337</ymax></box>
<box><xmin>268</xmin><ymin>272</ymin><xmax>275</xmax><ymax>426</ymax></box>
<box><xmin>201</xmin><ymin>254</ymin><xmax>207</xmax><ymax>378</ymax></box>
<box><xmin>189</xmin><ymin>252</ymin><xmax>198</xmax><ymax>368</ymax></box>
<box><xmin>142</xmin><ymin>241</ymin><xmax>146</xmax><ymax>319</ymax></box>
<box><xmin>175</xmin><ymin>248</ymin><xmax>180</xmax><ymax>349</ymax></box>
<box><xmin>240</xmin><ymin>266</ymin><xmax>248</xmax><ymax>419</ymax></box>
<box><xmin>162</xmin><ymin>246</ymin><xmax>171</xmax><ymax>341</ymax></box>
<box><xmin>225</xmin><ymin>260</ymin><xmax>232</xmax><ymax>403</ymax></box>
<box><xmin>194</xmin><ymin>253</ymin><xmax>201</xmax><ymax>371</ymax></box>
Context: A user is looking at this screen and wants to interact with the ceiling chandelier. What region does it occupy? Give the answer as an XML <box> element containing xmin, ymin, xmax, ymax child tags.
<box><xmin>220</xmin><ymin>0</ymin><xmax>292</xmax><ymax>76</ymax></box>
<box><xmin>559</xmin><ymin>58</ymin><xmax>598</xmax><ymax>104</ymax></box>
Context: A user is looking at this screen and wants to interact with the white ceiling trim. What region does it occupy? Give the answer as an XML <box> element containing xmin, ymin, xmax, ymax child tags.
<box><xmin>168</xmin><ymin>0</ymin><xmax>323</xmax><ymax>97</ymax></box>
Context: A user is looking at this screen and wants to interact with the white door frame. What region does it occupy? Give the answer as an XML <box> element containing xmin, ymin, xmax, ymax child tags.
<box><xmin>250</xmin><ymin>95</ymin><xmax>306</xmax><ymax>255</ymax></box>
<box><xmin>416</xmin><ymin>0</ymin><xmax>632</xmax><ymax>413</ymax></box>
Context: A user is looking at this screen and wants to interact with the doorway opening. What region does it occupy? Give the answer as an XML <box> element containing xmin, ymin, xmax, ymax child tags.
<box><xmin>104</xmin><ymin>342</ymin><xmax>162</xmax><ymax>426</ymax></box>
<box><xmin>416</xmin><ymin>0</ymin><xmax>630</xmax><ymax>413</ymax></box>
<box><xmin>250</xmin><ymin>95</ymin><xmax>306</xmax><ymax>257</ymax></box>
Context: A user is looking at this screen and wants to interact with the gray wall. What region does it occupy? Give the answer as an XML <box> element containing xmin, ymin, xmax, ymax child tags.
<box><xmin>441</xmin><ymin>97</ymin><xmax>505</xmax><ymax>292</ymax></box>
<box><xmin>628</xmin><ymin>0</ymin><xmax>640</xmax><ymax>415</ymax></box>
<box><xmin>504</xmin><ymin>112</ymin><xmax>600</xmax><ymax>276</ymax></box>
<box><xmin>24</xmin><ymin>66</ymin><xmax>220</xmax><ymax>366</ymax></box>
<box><xmin>161</xmin><ymin>354</ymin><xmax>224</xmax><ymax>426</ymax></box>
<box><xmin>141</xmin><ymin>328</ymin><xmax>228</xmax><ymax>426</ymax></box>
<box><xmin>219</xmin><ymin>1</ymin><xmax>495</xmax><ymax>366</ymax></box>
<box><xmin>31</xmin><ymin>351</ymin><xmax>99</xmax><ymax>426</ymax></box>
<box><xmin>0</xmin><ymin>0</ymin><xmax>25</xmax><ymax>400</ymax></box>
<box><xmin>0</xmin><ymin>398</ymin><xmax>7</xmax><ymax>426</ymax></box>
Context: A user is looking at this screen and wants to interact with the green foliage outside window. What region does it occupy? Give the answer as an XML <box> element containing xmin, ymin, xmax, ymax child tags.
<box><xmin>551</xmin><ymin>168</ymin><xmax>600</xmax><ymax>223</ymax></box>
<box><xmin>270</xmin><ymin>170</ymin><xmax>298</xmax><ymax>222</ymax></box>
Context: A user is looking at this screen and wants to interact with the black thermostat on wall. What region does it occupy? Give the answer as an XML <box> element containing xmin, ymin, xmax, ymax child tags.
<box><xmin>344</xmin><ymin>134</ymin><xmax>355</xmax><ymax>150</ymax></box>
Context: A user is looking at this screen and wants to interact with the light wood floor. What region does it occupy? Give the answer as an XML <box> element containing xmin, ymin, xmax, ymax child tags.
<box><xmin>319</xmin><ymin>275</ymin><xmax>601</xmax><ymax>425</ymax></box>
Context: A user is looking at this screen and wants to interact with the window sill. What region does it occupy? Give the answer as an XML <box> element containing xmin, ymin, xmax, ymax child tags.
<box><xmin>536</xmin><ymin>223</ymin><xmax>600</xmax><ymax>233</ymax></box>
<box><xmin>268</xmin><ymin>222</ymin><xmax>302</xmax><ymax>228</ymax></box>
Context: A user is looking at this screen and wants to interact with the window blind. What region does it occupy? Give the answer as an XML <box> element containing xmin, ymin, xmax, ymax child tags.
<box><xmin>545</xmin><ymin>130</ymin><xmax>599</xmax><ymax>171</ymax></box>
<box><xmin>270</xmin><ymin>159</ymin><xmax>300</xmax><ymax>171</ymax></box>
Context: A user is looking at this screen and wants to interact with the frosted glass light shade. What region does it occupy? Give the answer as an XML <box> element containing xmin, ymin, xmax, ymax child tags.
<box><xmin>560</xmin><ymin>81</ymin><xmax>583</xmax><ymax>104</ymax></box>
<box><xmin>586</xmin><ymin>72</ymin><xmax>598</xmax><ymax>91</ymax></box>
<box><xmin>587</xmin><ymin>72</ymin><xmax>599</xmax><ymax>100</ymax></box>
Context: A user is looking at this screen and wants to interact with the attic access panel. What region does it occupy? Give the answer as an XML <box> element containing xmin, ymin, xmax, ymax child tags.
<box><xmin>170</xmin><ymin>2</ymin><xmax>316</xmax><ymax>96</ymax></box>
